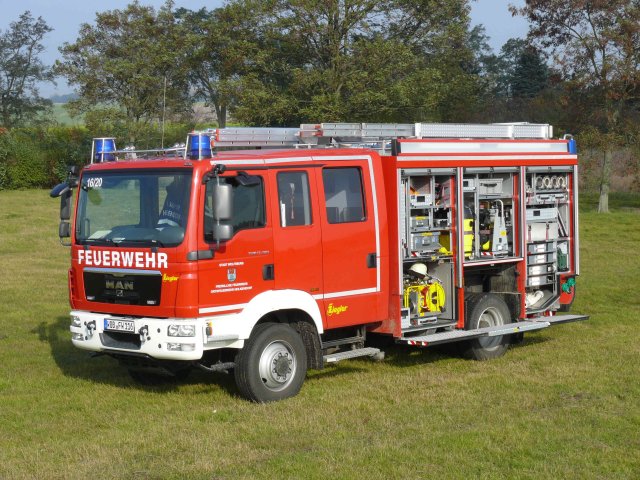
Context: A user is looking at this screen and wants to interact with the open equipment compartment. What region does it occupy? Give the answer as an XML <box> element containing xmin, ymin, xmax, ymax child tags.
<box><xmin>399</xmin><ymin>168</ymin><xmax>456</xmax><ymax>332</ymax></box>
<box><xmin>524</xmin><ymin>166</ymin><xmax>574</xmax><ymax>313</ymax></box>
<box><xmin>462</xmin><ymin>168</ymin><xmax>519</xmax><ymax>262</ymax></box>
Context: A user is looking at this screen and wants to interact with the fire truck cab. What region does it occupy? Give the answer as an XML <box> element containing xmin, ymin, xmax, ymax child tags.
<box><xmin>52</xmin><ymin>123</ymin><xmax>588</xmax><ymax>402</ymax></box>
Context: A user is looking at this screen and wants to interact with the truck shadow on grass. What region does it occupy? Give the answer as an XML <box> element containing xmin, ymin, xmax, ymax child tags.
<box><xmin>33</xmin><ymin>316</ymin><xmax>238</xmax><ymax>396</ymax></box>
<box><xmin>365</xmin><ymin>334</ymin><xmax>550</xmax><ymax>368</ymax></box>
<box><xmin>35</xmin><ymin>316</ymin><xmax>367</xmax><ymax>397</ymax></box>
<box><xmin>35</xmin><ymin>316</ymin><xmax>550</xmax><ymax>397</ymax></box>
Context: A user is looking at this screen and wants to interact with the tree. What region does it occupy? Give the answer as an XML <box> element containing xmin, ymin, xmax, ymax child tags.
<box><xmin>511</xmin><ymin>45</ymin><xmax>549</xmax><ymax>99</ymax></box>
<box><xmin>57</xmin><ymin>1</ymin><xmax>191</xmax><ymax>140</ymax></box>
<box><xmin>175</xmin><ymin>1</ymin><xmax>275</xmax><ymax>128</ymax></box>
<box><xmin>0</xmin><ymin>11</ymin><xmax>54</xmax><ymax>128</ymax></box>
<box><xmin>512</xmin><ymin>1</ymin><xmax>640</xmax><ymax>213</ymax></box>
<box><xmin>221</xmin><ymin>0</ymin><xmax>483</xmax><ymax>125</ymax></box>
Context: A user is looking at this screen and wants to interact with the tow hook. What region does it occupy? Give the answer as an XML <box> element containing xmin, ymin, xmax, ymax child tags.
<box><xmin>84</xmin><ymin>320</ymin><xmax>96</xmax><ymax>339</ymax></box>
<box><xmin>139</xmin><ymin>325</ymin><xmax>149</xmax><ymax>343</ymax></box>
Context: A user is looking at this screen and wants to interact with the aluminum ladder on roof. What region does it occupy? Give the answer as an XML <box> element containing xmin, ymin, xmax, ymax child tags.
<box><xmin>299</xmin><ymin>122</ymin><xmax>554</xmax><ymax>141</ymax></box>
<box><xmin>198</xmin><ymin>122</ymin><xmax>555</xmax><ymax>150</ymax></box>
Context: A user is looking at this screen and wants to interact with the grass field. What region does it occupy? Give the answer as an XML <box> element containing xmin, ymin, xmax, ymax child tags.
<box><xmin>0</xmin><ymin>189</ymin><xmax>639</xmax><ymax>479</ymax></box>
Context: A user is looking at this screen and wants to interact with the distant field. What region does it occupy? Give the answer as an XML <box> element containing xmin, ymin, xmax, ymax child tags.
<box><xmin>51</xmin><ymin>103</ymin><xmax>83</xmax><ymax>125</ymax></box>
<box><xmin>0</xmin><ymin>190</ymin><xmax>638</xmax><ymax>479</ymax></box>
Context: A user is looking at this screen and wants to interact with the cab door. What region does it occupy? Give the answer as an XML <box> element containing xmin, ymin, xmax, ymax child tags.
<box><xmin>269</xmin><ymin>169</ymin><xmax>323</xmax><ymax>295</ymax></box>
<box><xmin>317</xmin><ymin>160</ymin><xmax>380</xmax><ymax>328</ymax></box>
<box><xmin>196</xmin><ymin>172</ymin><xmax>274</xmax><ymax>316</ymax></box>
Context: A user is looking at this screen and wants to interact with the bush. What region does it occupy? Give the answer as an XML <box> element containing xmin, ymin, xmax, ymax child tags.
<box><xmin>0</xmin><ymin>122</ymin><xmax>193</xmax><ymax>190</ymax></box>
<box><xmin>0</xmin><ymin>130</ymin><xmax>49</xmax><ymax>189</ymax></box>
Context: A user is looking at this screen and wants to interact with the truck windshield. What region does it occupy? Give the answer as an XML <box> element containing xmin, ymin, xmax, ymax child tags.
<box><xmin>76</xmin><ymin>169</ymin><xmax>192</xmax><ymax>248</ymax></box>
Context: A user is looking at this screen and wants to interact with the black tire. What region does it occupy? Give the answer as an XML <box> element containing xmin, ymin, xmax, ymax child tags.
<box><xmin>128</xmin><ymin>367</ymin><xmax>190</xmax><ymax>385</ymax></box>
<box><xmin>465</xmin><ymin>293</ymin><xmax>511</xmax><ymax>361</ymax></box>
<box><xmin>234</xmin><ymin>322</ymin><xmax>307</xmax><ymax>403</ymax></box>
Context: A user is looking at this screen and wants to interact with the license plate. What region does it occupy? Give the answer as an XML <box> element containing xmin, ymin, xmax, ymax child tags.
<box><xmin>104</xmin><ymin>318</ymin><xmax>135</xmax><ymax>333</ymax></box>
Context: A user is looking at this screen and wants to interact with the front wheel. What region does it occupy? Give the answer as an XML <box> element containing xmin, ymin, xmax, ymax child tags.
<box><xmin>234</xmin><ymin>323</ymin><xmax>307</xmax><ymax>403</ymax></box>
<box><xmin>465</xmin><ymin>293</ymin><xmax>511</xmax><ymax>361</ymax></box>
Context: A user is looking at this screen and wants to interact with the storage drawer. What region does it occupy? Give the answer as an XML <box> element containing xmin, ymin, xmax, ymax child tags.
<box><xmin>527</xmin><ymin>242</ymin><xmax>554</xmax><ymax>254</ymax></box>
<box><xmin>410</xmin><ymin>232</ymin><xmax>441</xmax><ymax>252</ymax></box>
<box><xmin>528</xmin><ymin>251</ymin><xmax>556</xmax><ymax>265</ymax></box>
<box><xmin>528</xmin><ymin>264</ymin><xmax>555</xmax><ymax>276</ymax></box>
<box><xmin>410</xmin><ymin>194</ymin><xmax>432</xmax><ymax>207</ymax></box>
<box><xmin>526</xmin><ymin>207</ymin><xmax>558</xmax><ymax>222</ymax></box>
<box><xmin>410</xmin><ymin>216</ymin><xmax>429</xmax><ymax>229</ymax></box>
<box><xmin>527</xmin><ymin>274</ymin><xmax>555</xmax><ymax>287</ymax></box>
<box><xmin>478</xmin><ymin>178</ymin><xmax>503</xmax><ymax>195</ymax></box>
<box><xmin>528</xmin><ymin>222</ymin><xmax>558</xmax><ymax>241</ymax></box>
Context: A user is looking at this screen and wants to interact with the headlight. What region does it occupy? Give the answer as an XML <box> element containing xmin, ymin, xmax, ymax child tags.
<box><xmin>167</xmin><ymin>324</ymin><xmax>196</xmax><ymax>337</ymax></box>
<box><xmin>71</xmin><ymin>315</ymin><xmax>81</xmax><ymax>328</ymax></box>
<box><xmin>167</xmin><ymin>343</ymin><xmax>196</xmax><ymax>352</ymax></box>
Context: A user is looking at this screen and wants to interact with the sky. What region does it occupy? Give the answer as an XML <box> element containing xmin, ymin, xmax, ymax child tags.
<box><xmin>0</xmin><ymin>0</ymin><xmax>528</xmax><ymax>97</ymax></box>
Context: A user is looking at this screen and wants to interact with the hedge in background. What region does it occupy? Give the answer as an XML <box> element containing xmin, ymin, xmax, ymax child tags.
<box><xmin>0</xmin><ymin>123</ymin><xmax>191</xmax><ymax>190</ymax></box>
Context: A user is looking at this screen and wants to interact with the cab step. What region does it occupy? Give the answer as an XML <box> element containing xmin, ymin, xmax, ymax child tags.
<box><xmin>323</xmin><ymin>347</ymin><xmax>383</xmax><ymax>364</ymax></box>
<box><xmin>532</xmin><ymin>314</ymin><xmax>589</xmax><ymax>325</ymax></box>
<box><xmin>399</xmin><ymin>320</ymin><xmax>550</xmax><ymax>347</ymax></box>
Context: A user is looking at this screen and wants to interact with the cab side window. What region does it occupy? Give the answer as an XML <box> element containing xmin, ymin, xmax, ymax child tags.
<box><xmin>277</xmin><ymin>171</ymin><xmax>312</xmax><ymax>227</ymax></box>
<box><xmin>322</xmin><ymin>167</ymin><xmax>366</xmax><ymax>224</ymax></box>
<box><xmin>204</xmin><ymin>177</ymin><xmax>266</xmax><ymax>242</ymax></box>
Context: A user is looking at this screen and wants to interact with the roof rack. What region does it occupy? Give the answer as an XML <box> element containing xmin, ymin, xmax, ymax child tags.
<box><xmin>90</xmin><ymin>122</ymin><xmax>556</xmax><ymax>162</ymax></box>
<box><xmin>299</xmin><ymin>122</ymin><xmax>553</xmax><ymax>142</ymax></box>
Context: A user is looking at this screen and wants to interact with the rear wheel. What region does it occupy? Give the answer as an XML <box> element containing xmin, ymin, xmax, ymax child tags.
<box><xmin>234</xmin><ymin>323</ymin><xmax>307</xmax><ymax>403</ymax></box>
<box><xmin>465</xmin><ymin>293</ymin><xmax>511</xmax><ymax>360</ymax></box>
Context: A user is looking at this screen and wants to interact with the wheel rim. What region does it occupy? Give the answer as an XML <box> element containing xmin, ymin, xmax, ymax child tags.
<box><xmin>477</xmin><ymin>306</ymin><xmax>504</xmax><ymax>350</ymax></box>
<box><xmin>258</xmin><ymin>340</ymin><xmax>297</xmax><ymax>391</ymax></box>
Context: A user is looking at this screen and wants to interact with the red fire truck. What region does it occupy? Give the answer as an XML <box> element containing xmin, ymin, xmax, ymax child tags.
<box><xmin>51</xmin><ymin>122</ymin><xmax>588</xmax><ymax>402</ymax></box>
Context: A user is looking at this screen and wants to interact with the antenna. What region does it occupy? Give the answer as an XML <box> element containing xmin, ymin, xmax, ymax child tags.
<box><xmin>161</xmin><ymin>75</ymin><xmax>167</xmax><ymax>149</ymax></box>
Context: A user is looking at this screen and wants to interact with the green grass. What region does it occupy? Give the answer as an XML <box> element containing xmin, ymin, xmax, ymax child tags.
<box><xmin>1</xmin><ymin>190</ymin><xmax>639</xmax><ymax>479</ymax></box>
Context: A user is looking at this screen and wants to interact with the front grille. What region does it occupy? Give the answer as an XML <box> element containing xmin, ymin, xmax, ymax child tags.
<box><xmin>84</xmin><ymin>271</ymin><xmax>161</xmax><ymax>306</ymax></box>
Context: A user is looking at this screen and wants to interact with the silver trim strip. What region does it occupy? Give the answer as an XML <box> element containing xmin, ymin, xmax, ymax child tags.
<box><xmin>457</xmin><ymin>168</ymin><xmax>464</xmax><ymax>287</ymax></box>
<box><xmin>83</xmin><ymin>268</ymin><xmax>161</xmax><ymax>276</ymax></box>
<box><xmin>574</xmin><ymin>165</ymin><xmax>580</xmax><ymax>275</ymax></box>
<box><xmin>399</xmin><ymin>155</ymin><xmax>578</xmax><ymax>162</ymax></box>
<box><xmin>199</xmin><ymin>303</ymin><xmax>247</xmax><ymax>314</ymax></box>
<box><xmin>317</xmin><ymin>288</ymin><xmax>378</xmax><ymax>300</ymax></box>
<box><xmin>520</xmin><ymin>167</ymin><xmax>527</xmax><ymax>283</ymax></box>
<box><xmin>465</xmin><ymin>257</ymin><xmax>524</xmax><ymax>267</ymax></box>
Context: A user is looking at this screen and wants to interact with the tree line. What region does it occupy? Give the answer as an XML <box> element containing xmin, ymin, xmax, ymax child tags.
<box><xmin>1</xmin><ymin>1</ymin><xmax>639</xmax><ymax>210</ymax></box>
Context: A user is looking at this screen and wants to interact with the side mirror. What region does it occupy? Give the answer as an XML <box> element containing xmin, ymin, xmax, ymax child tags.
<box><xmin>50</xmin><ymin>182</ymin><xmax>69</xmax><ymax>198</ymax></box>
<box><xmin>213</xmin><ymin>224</ymin><xmax>233</xmax><ymax>242</ymax></box>
<box><xmin>59</xmin><ymin>222</ymin><xmax>71</xmax><ymax>238</ymax></box>
<box><xmin>211</xmin><ymin>182</ymin><xmax>233</xmax><ymax>221</ymax></box>
<box><xmin>60</xmin><ymin>189</ymin><xmax>73</xmax><ymax>221</ymax></box>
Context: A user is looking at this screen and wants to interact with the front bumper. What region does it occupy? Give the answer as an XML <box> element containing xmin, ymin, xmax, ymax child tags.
<box><xmin>69</xmin><ymin>310</ymin><xmax>206</xmax><ymax>361</ymax></box>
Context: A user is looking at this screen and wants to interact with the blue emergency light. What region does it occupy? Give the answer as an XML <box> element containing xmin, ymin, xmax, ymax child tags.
<box><xmin>187</xmin><ymin>132</ymin><xmax>212</xmax><ymax>160</ymax></box>
<box><xmin>92</xmin><ymin>138</ymin><xmax>116</xmax><ymax>163</ymax></box>
<box><xmin>568</xmin><ymin>138</ymin><xmax>577</xmax><ymax>154</ymax></box>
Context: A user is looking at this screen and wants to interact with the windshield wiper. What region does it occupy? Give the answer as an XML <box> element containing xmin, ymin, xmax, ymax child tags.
<box><xmin>82</xmin><ymin>238</ymin><xmax>118</xmax><ymax>246</ymax></box>
<box><xmin>113</xmin><ymin>238</ymin><xmax>166</xmax><ymax>248</ymax></box>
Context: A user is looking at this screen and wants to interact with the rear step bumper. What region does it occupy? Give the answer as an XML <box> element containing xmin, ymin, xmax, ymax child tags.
<box><xmin>398</xmin><ymin>314</ymin><xmax>589</xmax><ymax>347</ymax></box>
<box><xmin>323</xmin><ymin>347</ymin><xmax>382</xmax><ymax>364</ymax></box>
<box><xmin>532</xmin><ymin>314</ymin><xmax>590</xmax><ymax>325</ymax></box>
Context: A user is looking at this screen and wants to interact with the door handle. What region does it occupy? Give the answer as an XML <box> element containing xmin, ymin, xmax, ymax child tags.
<box><xmin>263</xmin><ymin>264</ymin><xmax>275</xmax><ymax>280</ymax></box>
<box><xmin>367</xmin><ymin>253</ymin><xmax>377</xmax><ymax>269</ymax></box>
